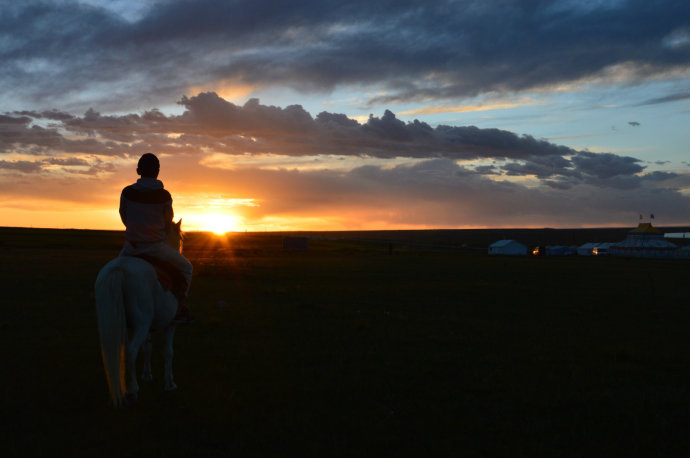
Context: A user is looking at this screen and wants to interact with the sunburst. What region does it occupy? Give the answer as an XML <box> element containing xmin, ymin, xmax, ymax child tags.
<box><xmin>200</xmin><ymin>213</ymin><xmax>242</xmax><ymax>235</ymax></box>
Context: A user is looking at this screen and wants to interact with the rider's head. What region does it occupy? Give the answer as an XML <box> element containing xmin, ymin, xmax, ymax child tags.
<box><xmin>137</xmin><ymin>153</ymin><xmax>160</xmax><ymax>178</ymax></box>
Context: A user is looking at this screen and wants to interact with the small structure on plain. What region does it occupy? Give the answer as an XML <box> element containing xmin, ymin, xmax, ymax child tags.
<box><xmin>488</xmin><ymin>239</ymin><xmax>527</xmax><ymax>256</ymax></box>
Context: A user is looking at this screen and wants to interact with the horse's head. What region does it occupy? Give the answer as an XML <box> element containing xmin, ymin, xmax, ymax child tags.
<box><xmin>166</xmin><ymin>219</ymin><xmax>184</xmax><ymax>253</ymax></box>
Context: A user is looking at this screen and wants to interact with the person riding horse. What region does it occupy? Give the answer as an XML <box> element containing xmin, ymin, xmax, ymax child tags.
<box><xmin>119</xmin><ymin>153</ymin><xmax>193</xmax><ymax>324</ymax></box>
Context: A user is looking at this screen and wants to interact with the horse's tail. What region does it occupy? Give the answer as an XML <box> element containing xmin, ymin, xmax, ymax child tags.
<box><xmin>95</xmin><ymin>266</ymin><xmax>128</xmax><ymax>408</ymax></box>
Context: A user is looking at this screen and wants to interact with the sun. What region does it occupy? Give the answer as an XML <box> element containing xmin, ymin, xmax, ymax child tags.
<box><xmin>201</xmin><ymin>213</ymin><xmax>242</xmax><ymax>235</ymax></box>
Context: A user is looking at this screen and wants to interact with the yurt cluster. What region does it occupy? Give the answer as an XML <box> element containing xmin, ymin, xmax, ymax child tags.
<box><xmin>488</xmin><ymin>223</ymin><xmax>690</xmax><ymax>259</ymax></box>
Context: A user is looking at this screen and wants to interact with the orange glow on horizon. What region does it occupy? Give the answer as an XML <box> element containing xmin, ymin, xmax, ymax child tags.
<box><xmin>185</xmin><ymin>212</ymin><xmax>244</xmax><ymax>235</ymax></box>
<box><xmin>0</xmin><ymin>197</ymin><xmax>672</xmax><ymax>232</ymax></box>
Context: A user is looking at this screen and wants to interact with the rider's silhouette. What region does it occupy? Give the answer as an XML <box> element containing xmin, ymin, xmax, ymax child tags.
<box><xmin>119</xmin><ymin>153</ymin><xmax>193</xmax><ymax>324</ymax></box>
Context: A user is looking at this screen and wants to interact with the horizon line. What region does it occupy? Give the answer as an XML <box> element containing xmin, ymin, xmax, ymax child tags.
<box><xmin>4</xmin><ymin>224</ymin><xmax>690</xmax><ymax>233</ymax></box>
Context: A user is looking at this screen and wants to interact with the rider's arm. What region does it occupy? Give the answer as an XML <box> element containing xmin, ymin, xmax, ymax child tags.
<box><xmin>119</xmin><ymin>194</ymin><xmax>127</xmax><ymax>227</ymax></box>
<box><xmin>164</xmin><ymin>199</ymin><xmax>174</xmax><ymax>233</ymax></box>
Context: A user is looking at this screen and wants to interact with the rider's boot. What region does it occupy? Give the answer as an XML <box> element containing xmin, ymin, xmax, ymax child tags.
<box><xmin>172</xmin><ymin>297</ymin><xmax>194</xmax><ymax>324</ymax></box>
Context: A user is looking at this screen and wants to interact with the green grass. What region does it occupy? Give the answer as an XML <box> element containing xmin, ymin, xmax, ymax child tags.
<box><xmin>3</xmin><ymin>228</ymin><xmax>690</xmax><ymax>456</ymax></box>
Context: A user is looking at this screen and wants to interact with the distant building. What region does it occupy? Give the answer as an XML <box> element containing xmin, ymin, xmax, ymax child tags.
<box><xmin>610</xmin><ymin>223</ymin><xmax>677</xmax><ymax>258</ymax></box>
<box><xmin>488</xmin><ymin>240</ymin><xmax>527</xmax><ymax>256</ymax></box>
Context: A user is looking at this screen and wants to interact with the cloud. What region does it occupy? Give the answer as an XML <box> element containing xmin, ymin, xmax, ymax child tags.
<box><xmin>474</xmin><ymin>165</ymin><xmax>500</xmax><ymax>175</ymax></box>
<box><xmin>2</xmin><ymin>1</ymin><xmax>690</xmax><ymax>111</ymax></box>
<box><xmin>398</xmin><ymin>98</ymin><xmax>540</xmax><ymax>115</ymax></box>
<box><xmin>0</xmin><ymin>160</ymin><xmax>43</xmax><ymax>173</ymax></box>
<box><xmin>44</xmin><ymin>157</ymin><xmax>90</xmax><ymax>166</ymax></box>
<box><xmin>12</xmin><ymin>110</ymin><xmax>75</xmax><ymax>121</ymax></box>
<box><xmin>164</xmin><ymin>156</ymin><xmax>690</xmax><ymax>228</ymax></box>
<box><xmin>642</xmin><ymin>170</ymin><xmax>678</xmax><ymax>181</ymax></box>
<box><xmin>0</xmin><ymin>114</ymin><xmax>128</xmax><ymax>155</ymax></box>
<box><xmin>628</xmin><ymin>121</ymin><xmax>640</xmax><ymax>127</ymax></box>
<box><xmin>4</xmin><ymin>93</ymin><xmax>688</xmax><ymax>230</ymax></box>
<box><xmin>1</xmin><ymin>93</ymin><xmax>654</xmax><ymax>190</ymax></box>
<box><xmin>637</xmin><ymin>91</ymin><xmax>690</xmax><ymax>106</ymax></box>
<box><xmin>2</xmin><ymin>146</ymin><xmax>689</xmax><ymax>229</ymax></box>
<box><xmin>570</xmin><ymin>151</ymin><xmax>644</xmax><ymax>179</ymax></box>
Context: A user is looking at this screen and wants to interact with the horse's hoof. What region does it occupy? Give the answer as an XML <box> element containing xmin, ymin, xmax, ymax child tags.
<box><xmin>164</xmin><ymin>383</ymin><xmax>178</xmax><ymax>393</ymax></box>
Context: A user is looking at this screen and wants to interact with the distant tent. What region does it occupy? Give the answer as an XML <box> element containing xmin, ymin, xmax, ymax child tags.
<box><xmin>577</xmin><ymin>242</ymin><xmax>598</xmax><ymax>256</ymax></box>
<box><xmin>592</xmin><ymin>242</ymin><xmax>617</xmax><ymax>256</ymax></box>
<box><xmin>610</xmin><ymin>223</ymin><xmax>677</xmax><ymax>258</ymax></box>
<box><xmin>488</xmin><ymin>240</ymin><xmax>527</xmax><ymax>256</ymax></box>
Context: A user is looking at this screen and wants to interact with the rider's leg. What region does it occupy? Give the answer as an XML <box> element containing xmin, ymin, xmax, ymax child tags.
<box><xmin>123</xmin><ymin>241</ymin><xmax>194</xmax><ymax>323</ymax></box>
<box><xmin>121</xmin><ymin>241</ymin><xmax>193</xmax><ymax>294</ymax></box>
<box><xmin>142</xmin><ymin>243</ymin><xmax>193</xmax><ymax>295</ymax></box>
<box><xmin>142</xmin><ymin>243</ymin><xmax>194</xmax><ymax>323</ymax></box>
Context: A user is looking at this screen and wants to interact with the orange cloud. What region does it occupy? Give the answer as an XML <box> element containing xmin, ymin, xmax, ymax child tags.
<box><xmin>187</xmin><ymin>79</ymin><xmax>256</xmax><ymax>103</ymax></box>
<box><xmin>399</xmin><ymin>98</ymin><xmax>541</xmax><ymax>116</ymax></box>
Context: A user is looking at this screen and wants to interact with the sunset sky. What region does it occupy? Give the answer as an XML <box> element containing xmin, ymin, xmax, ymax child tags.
<box><xmin>2</xmin><ymin>0</ymin><xmax>690</xmax><ymax>232</ymax></box>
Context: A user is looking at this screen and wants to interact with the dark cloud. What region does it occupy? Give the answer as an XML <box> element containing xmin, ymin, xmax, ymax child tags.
<box><xmin>1</xmin><ymin>94</ymin><xmax>654</xmax><ymax>191</ymax></box>
<box><xmin>570</xmin><ymin>151</ymin><xmax>644</xmax><ymax>179</ymax></box>
<box><xmin>0</xmin><ymin>115</ymin><xmax>128</xmax><ymax>155</ymax></box>
<box><xmin>3</xmin><ymin>147</ymin><xmax>689</xmax><ymax>228</ymax></box>
<box><xmin>501</xmin><ymin>155</ymin><xmax>576</xmax><ymax>179</ymax></box>
<box><xmin>0</xmin><ymin>160</ymin><xmax>43</xmax><ymax>173</ymax></box>
<box><xmin>473</xmin><ymin>165</ymin><xmax>500</xmax><ymax>175</ymax></box>
<box><xmin>44</xmin><ymin>157</ymin><xmax>90</xmax><ymax>166</ymax></box>
<box><xmin>0</xmin><ymin>114</ymin><xmax>31</xmax><ymax>125</ymax></box>
<box><xmin>321</xmin><ymin>160</ymin><xmax>690</xmax><ymax>227</ymax></box>
<box><xmin>2</xmin><ymin>1</ymin><xmax>690</xmax><ymax>111</ymax></box>
<box><xmin>13</xmin><ymin>110</ymin><xmax>75</xmax><ymax>121</ymax></box>
<box><xmin>189</xmin><ymin>158</ymin><xmax>690</xmax><ymax>227</ymax></box>
<box><xmin>642</xmin><ymin>171</ymin><xmax>678</xmax><ymax>181</ymax></box>
<box><xmin>637</xmin><ymin>91</ymin><xmax>690</xmax><ymax>106</ymax></box>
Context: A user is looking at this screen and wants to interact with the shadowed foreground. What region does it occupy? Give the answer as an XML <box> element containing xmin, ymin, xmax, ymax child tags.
<box><xmin>2</xmin><ymin>228</ymin><xmax>690</xmax><ymax>457</ymax></box>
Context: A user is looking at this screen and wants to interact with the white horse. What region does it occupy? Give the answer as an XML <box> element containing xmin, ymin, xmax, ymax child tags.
<box><xmin>94</xmin><ymin>220</ymin><xmax>184</xmax><ymax>408</ymax></box>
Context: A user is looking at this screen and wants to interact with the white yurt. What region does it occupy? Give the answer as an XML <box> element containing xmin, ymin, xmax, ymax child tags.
<box><xmin>488</xmin><ymin>240</ymin><xmax>527</xmax><ymax>256</ymax></box>
<box><xmin>609</xmin><ymin>223</ymin><xmax>678</xmax><ymax>258</ymax></box>
<box><xmin>593</xmin><ymin>242</ymin><xmax>617</xmax><ymax>256</ymax></box>
<box><xmin>577</xmin><ymin>242</ymin><xmax>598</xmax><ymax>256</ymax></box>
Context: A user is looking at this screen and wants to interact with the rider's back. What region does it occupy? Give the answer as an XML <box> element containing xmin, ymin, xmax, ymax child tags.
<box><xmin>120</xmin><ymin>177</ymin><xmax>172</xmax><ymax>244</ymax></box>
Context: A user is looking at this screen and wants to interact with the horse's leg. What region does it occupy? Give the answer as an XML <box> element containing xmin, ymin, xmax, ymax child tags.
<box><xmin>142</xmin><ymin>334</ymin><xmax>153</xmax><ymax>382</ymax></box>
<box><xmin>126</xmin><ymin>325</ymin><xmax>149</xmax><ymax>401</ymax></box>
<box><xmin>163</xmin><ymin>325</ymin><xmax>177</xmax><ymax>392</ymax></box>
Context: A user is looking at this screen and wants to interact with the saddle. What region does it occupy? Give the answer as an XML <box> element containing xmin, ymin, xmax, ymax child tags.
<box><xmin>133</xmin><ymin>254</ymin><xmax>187</xmax><ymax>304</ymax></box>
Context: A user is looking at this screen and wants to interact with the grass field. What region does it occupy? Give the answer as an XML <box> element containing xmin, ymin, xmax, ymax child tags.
<box><xmin>3</xmin><ymin>227</ymin><xmax>690</xmax><ymax>457</ymax></box>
